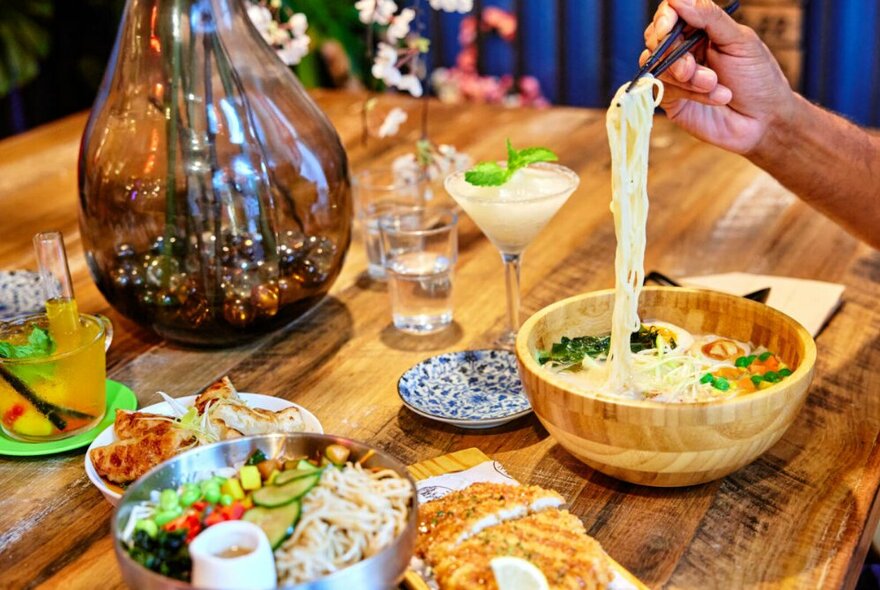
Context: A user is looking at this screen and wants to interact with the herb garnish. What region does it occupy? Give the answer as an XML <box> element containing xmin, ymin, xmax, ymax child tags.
<box><xmin>464</xmin><ymin>139</ymin><xmax>558</xmax><ymax>187</ymax></box>
<box><xmin>537</xmin><ymin>325</ymin><xmax>675</xmax><ymax>367</ymax></box>
<box><xmin>0</xmin><ymin>325</ymin><xmax>55</xmax><ymax>359</ymax></box>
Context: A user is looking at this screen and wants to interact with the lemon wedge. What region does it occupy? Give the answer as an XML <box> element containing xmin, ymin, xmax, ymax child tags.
<box><xmin>490</xmin><ymin>556</ymin><xmax>550</xmax><ymax>590</ymax></box>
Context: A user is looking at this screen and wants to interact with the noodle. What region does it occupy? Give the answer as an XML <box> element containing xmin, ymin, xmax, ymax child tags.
<box><xmin>274</xmin><ymin>463</ymin><xmax>413</xmax><ymax>585</ymax></box>
<box><xmin>605</xmin><ymin>76</ymin><xmax>663</xmax><ymax>392</ymax></box>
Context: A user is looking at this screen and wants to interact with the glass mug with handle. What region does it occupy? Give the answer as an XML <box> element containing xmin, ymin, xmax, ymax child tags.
<box><xmin>0</xmin><ymin>312</ymin><xmax>113</xmax><ymax>441</ymax></box>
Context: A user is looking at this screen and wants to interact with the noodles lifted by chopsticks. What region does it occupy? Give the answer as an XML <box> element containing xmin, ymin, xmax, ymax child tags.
<box><xmin>274</xmin><ymin>463</ymin><xmax>413</xmax><ymax>585</ymax></box>
<box><xmin>605</xmin><ymin>75</ymin><xmax>664</xmax><ymax>392</ymax></box>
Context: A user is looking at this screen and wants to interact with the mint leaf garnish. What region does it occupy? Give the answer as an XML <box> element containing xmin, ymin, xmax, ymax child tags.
<box><xmin>0</xmin><ymin>325</ymin><xmax>56</xmax><ymax>359</ymax></box>
<box><xmin>465</xmin><ymin>139</ymin><xmax>559</xmax><ymax>187</ymax></box>
<box><xmin>464</xmin><ymin>162</ymin><xmax>510</xmax><ymax>187</ymax></box>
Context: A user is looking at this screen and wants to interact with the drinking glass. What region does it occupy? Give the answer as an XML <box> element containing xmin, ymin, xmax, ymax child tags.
<box><xmin>352</xmin><ymin>168</ymin><xmax>426</xmax><ymax>280</ymax></box>
<box><xmin>0</xmin><ymin>313</ymin><xmax>113</xmax><ymax>441</ymax></box>
<box><xmin>444</xmin><ymin>163</ymin><xmax>579</xmax><ymax>346</ymax></box>
<box><xmin>380</xmin><ymin>207</ymin><xmax>458</xmax><ymax>334</ymax></box>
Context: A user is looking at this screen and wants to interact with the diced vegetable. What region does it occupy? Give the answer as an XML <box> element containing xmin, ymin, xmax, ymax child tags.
<box><xmin>240</xmin><ymin>465</ymin><xmax>262</xmax><ymax>491</ymax></box>
<box><xmin>221</xmin><ymin>477</ymin><xmax>245</xmax><ymax>501</ymax></box>
<box><xmin>159</xmin><ymin>489</ymin><xmax>179</xmax><ymax>511</ymax></box>
<box><xmin>220</xmin><ymin>494</ymin><xmax>233</xmax><ymax>507</ymax></box>
<box><xmin>243</xmin><ymin>501</ymin><xmax>301</xmax><ymax>549</ymax></box>
<box><xmin>180</xmin><ymin>484</ymin><xmax>200</xmax><ymax>507</ymax></box>
<box><xmin>325</xmin><ymin>444</ymin><xmax>351</xmax><ymax>466</ymax></box>
<box><xmin>154</xmin><ymin>507</ymin><xmax>183</xmax><ymax>527</ymax></box>
<box><xmin>246</xmin><ymin>449</ymin><xmax>268</xmax><ymax>466</ymax></box>
<box><xmin>202</xmin><ymin>482</ymin><xmax>221</xmax><ymax>504</ymax></box>
<box><xmin>134</xmin><ymin>519</ymin><xmax>158</xmax><ymax>538</ymax></box>
<box><xmin>252</xmin><ymin>473</ymin><xmax>321</xmax><ymax>508</ymax></box>
<box><xmin>712</xmin><ymin>377</ymin><xmax>730</xmax><ymax>392</ymax></box>
<box><xmin>256</xmin><ymin>459</ymin><xmax>279</xmax><ymax>481</ymax></box>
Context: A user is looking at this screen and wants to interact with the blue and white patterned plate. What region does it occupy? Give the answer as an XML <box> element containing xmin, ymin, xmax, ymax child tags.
<box><xmin>397</xmin><ymin>349</ymin><xmax>532</xmax><ymax>429</ymax></box>
<box><xmin>0</xmin><ymin>271</ymin><xmax>44</xmax><ymax>321</ymax></box>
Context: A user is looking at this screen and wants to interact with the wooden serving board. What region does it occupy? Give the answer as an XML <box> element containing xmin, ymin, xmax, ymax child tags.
<box><xmin>406</xmin><ymin>448</ymin><xmax>649</xmax><ymax>590</ymax></box>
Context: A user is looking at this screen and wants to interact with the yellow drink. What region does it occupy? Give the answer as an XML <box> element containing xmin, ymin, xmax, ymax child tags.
<box><xmin>0</xmin><ymin>313</ymin><xmax>108</xmax><ymax>441</ymax></box>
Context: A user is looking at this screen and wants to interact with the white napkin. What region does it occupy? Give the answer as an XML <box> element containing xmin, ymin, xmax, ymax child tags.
<box><xmin>682</xmin><ymin>272</ymin><xmax>844</xmax><ymax>337</ymax></box>
<box><xmin>416</xmin><ymin>461</ymin><xmax>639</xmax><ymax>590</ymax></box>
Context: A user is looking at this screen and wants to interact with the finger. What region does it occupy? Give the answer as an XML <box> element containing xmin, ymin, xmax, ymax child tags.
<box><xmin>667</xmin><ymin>0</ymin><xmax>744</xmax><ymax>46</ymax></box>
<box><xmin>645</xmin><ymin>1</ymin><xmax>678</xmax><ymax>50</ymax></box>
<box><xmin>668</xmin><ymin>52</ymin><xmax>697</xmax><ymax>82</ymax></box>
<box><xmin>660</xmin><ymin>83</ymin><xmax>732</xmax><ymax>107</ymax></box>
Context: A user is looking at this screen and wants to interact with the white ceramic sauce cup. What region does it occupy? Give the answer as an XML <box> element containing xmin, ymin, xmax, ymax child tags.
<box><xmin>188</xmin><ymin>520</ymin><xmax>277</xmax><ymax>590</ymax></box>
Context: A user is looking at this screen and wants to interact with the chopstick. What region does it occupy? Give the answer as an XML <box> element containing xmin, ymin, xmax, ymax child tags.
<box><xmin>626</xmin><ymin>0</ymin><xmax>740</xmax><ymax>92</ymax></box>
<box><xmin>644</xmin><ymin>271</ymin><xmax>771</xmax><ymax>304</ymax></box>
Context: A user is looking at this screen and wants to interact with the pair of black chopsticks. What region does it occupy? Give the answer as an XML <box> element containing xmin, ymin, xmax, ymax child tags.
<box><xmin>626</xmin><ymin>0</ymin><xmax>740</xmax><ymax>92</ymax></box>
<box><xmin>645</xmin><ymin>270</ymin><xmax>771</xmax><ymax>304</ymax></box>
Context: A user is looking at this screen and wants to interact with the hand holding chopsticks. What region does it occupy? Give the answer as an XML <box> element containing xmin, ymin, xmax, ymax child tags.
<box><xmin>627</xmin><ymin>0</ymin><xmax>740</xmax><ymax>92</ymax></box>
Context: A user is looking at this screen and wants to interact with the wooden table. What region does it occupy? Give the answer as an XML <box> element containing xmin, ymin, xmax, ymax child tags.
<box><xmin>1</xmin><ymin>90</ymin><xmax>879</xmax><ymax>589</ymax></box>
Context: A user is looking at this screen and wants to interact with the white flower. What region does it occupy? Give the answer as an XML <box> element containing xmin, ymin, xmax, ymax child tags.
<box><xmin>246</xmin><ymin>4</ymin><xmax>274</xmax><ymax>44</ymax></box>
<box><xmin>355</xmin><ymin>0</ymin><xmax>398</xmax><ymax>25</ymax></box>
<box><xmin>289</xmin><ymin>13</ymin><xmax>308</xmax><ymax>37</ymax></box>
<box><xmin>377</xmin><ymin>107</ymin><xmax>408</xmax><ymax>138</ymax></box>
<box><xmin>387</xmin><ymin>8</ymin><xmax>415</xmax><ymax>44</ymax></box>
<box><xmin>428</xmin><ymin>0</ymin><xmax>472</xmax><ymax>13</ymax></box>
<box><xmin>277</xmin><ymin>33</ymin><xmax>310</xmax><ymax>65</ymax></box>
<box><xmin>396</xmin><ymin>74</ymin><xmax>423</xmax><ymax>97</ymax></box>
<box><xmin>371</xmin><ymin>42</ymin><xmax>401</xmax><ymax>85</ymax></box>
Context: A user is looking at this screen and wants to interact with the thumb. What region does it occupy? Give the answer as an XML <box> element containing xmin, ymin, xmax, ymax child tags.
<box><xmin>667</xmin><ymin>0</ymin><xmax>743</xmax><ymax>46</ymax></box>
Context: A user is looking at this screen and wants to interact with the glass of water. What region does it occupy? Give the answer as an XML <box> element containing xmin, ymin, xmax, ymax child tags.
<box><xmin>352</xmin><ymin>168</ymin><xmax>426</xmax><ymax>280</ymax></box>
<box><xmin>380</xmin><ymin>206</ymin><xmax>458</xmax><ymax>334</ymax></box>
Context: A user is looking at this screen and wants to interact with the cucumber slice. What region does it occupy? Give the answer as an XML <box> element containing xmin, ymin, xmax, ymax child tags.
<box><xmin>243</xmin><ymin>501</ymin><xmax>301</xmax><ymax>549</ymax></box>
<box><xmin>252</xmin><ymin>473</ymin><xmax>321</xmax><ymax>507</ymax></box>
<box><xmin>274</xmin><ymin>465</ymin><xmax>323</xmax><ymax>487</ymax></box>
<box><xmin>296</xmin><ymin>459</ymin><xmax>321</xmax><ymax>473</ymax></box>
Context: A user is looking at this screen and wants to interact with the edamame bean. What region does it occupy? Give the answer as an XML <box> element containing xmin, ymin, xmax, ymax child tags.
<box><xmin>180</xmin><ymin>487</ymin><xmax>201</xmax><ymax>507</ymax></box>
<box><xmin>134</xmin><ymin>519</ymin><xmax>158</xmax><ymax>538</ymax></box>
<box><xmin>154</xmin><ymin>507</ymin><xmax>183</xmax><ymax>527</ymax></box>
<box><xmin>159</xmin><ymin>489</ymin><xmax>179</xmax><ymax>511</ymax></box>
<box><xmin>219</xmin><ymin>494</ymin><xmax>233</xmax><ymax>506</ymax></box>
<box><xmin>203</xmin><ymin>483</ymin><xmax>221</xmax><ymax>504</ymax></box>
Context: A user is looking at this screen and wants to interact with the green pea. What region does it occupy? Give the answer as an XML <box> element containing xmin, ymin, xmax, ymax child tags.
<box><xmin>154</xmin><ymin>507</ymin><xmax>183</xmax><ymax>527</ymax></box>
<box><xmin>134</xmin><ymin>519</ymin><xmax>158</xmax><ymax>538</ymax></box>
<box><xmin>203</xmin><ymin>484</ymin><xmax>222</xmax><ymax>504</ymax></box>
<box><xmin>779</xmin><ymin>368</ymin><xmax>792</xmax><ymax>377</ymax></box>
<box><xmin>734</xmin><ymin>356</ymin><xmax>749</xmax><ymax>368</ymax></box>
<box><xmin>180</xmin><ymin>488</ymin><xmax>201</xmax><ymax>507</ymax></box>
<box><xmin>759</xmin><ymin>351</ymin><xmax>772</xmax><ymax>362</ymax></box>
<box><xmin>159</xmin><ymin>489</ymin><xmax>179</xmax><ymax>511</ymax></box>
<box><xmin>713</xmin><ymin>377</ymin><xmax>730</xmax><ymax>391</ymax></box>
<box><xmin>750</xmin><ymin>374</ymin><xmax>763</xmax><ymax>386</ymax></box>
<box><xmin>219</xmin><ymin>494</ymin><xmax>233</xmax><ymax>507</ymax></box>
<box><xmin>700</xmin><ymin>373</ymin><xmax>714</xmax><ymax>385</ymax></box>
<box><xmin>764</xmin><ymin>371</ymin><xmax>780</xmax><ymax>383</ymax></box>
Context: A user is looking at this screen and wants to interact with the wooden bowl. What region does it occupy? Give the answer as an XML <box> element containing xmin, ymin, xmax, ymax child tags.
<box><xmin>515</xmin><ymin>287</ymin><xmax>817</xmax><ymax>487</ymax></box>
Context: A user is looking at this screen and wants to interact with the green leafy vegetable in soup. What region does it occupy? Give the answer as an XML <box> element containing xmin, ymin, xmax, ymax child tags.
<box><xmin>538</xmin><ymin>324</ymin><xmax>675</xmax><ymax>367</ymax></box>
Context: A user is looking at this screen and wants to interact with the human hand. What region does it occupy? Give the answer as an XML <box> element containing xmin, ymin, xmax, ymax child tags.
<box><xmin>642</xmin><ymin>0</ymin><xmax>795</xmax><ymax>154</ymax></box>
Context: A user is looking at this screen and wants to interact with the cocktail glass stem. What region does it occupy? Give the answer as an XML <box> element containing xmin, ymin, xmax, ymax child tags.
<box><xmin>500</xmin><ymin>252</ymin><xmax>522</xmax><ymax>347</ymax></box>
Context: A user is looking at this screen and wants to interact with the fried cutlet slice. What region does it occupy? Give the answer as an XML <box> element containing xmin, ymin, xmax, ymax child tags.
<box><xmin>416</xmin><ymin>483</ymin><xmax>564</xmax><ymax>562</ymax></box>
<box><xmin>432</xmin><ymin>509</ymin><xmax>614</xmax><ymax>590</ymax></box>
<box><xmin>193</xmin><ymin>376</ymin><xmax>240</xmax><ymax>414</ymax></box>
<box><xmin>113</xmin><ymin>409</ymin><xmax>173</xmax><ymax>439</ymax></box>
<box><xmin>90</xmin><ymin>422</ymin><xmax>194</xmax><ymax>484</ymax></box>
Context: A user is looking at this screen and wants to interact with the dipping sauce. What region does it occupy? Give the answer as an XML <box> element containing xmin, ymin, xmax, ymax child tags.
<box><xmin>215</xmin><ymin>545</ymin><xmax>254</xmax><ymax>559</ymax></box>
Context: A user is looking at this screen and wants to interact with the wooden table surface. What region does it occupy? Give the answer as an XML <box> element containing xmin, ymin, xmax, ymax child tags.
<box><xmin>2</xmin><ymin>89</ymin><xmax>879</xmax><ymax>589</ymax></box>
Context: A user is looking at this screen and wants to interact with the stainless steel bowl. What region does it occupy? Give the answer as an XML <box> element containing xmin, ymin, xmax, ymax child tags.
<box><xmin>113</xmin><ymin>433</ymin><xmax>418</xmax><ymax>590</ymax></box>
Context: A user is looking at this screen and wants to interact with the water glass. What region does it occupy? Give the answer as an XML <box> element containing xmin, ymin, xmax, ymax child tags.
<box><xmin>380</xmin><ymin>207</ymin><xmax>458</xmax><ymax>334</ymax></box>
<box><xmin>352</xmin><ymin>168</ymin><xmax>426</xmax><ymax>280</ymax></box>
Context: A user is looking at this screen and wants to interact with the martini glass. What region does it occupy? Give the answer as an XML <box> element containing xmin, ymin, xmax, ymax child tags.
<box><xmin>444</xmin><ymin>162</ymin><xmax>580</xmax><ymax>346</ymax></box>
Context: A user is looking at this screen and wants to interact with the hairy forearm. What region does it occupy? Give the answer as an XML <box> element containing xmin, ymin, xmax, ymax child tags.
<box><xmin>747</xmin><ymin>94</ymin><xmax>880</xmax><ymax>248</ymax></box>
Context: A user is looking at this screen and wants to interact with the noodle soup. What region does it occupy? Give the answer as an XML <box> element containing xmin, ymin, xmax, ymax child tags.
<box><xmin>538</xmin><ymin>320</ymin><xmax>794</xmax><ymax>403</ymax></box>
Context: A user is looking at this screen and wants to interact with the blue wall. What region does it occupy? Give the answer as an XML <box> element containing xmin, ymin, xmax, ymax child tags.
<box><xmin>431</xmin><ymin>0</ymin><xmax>880</xmax><ymax>127</ymax></box>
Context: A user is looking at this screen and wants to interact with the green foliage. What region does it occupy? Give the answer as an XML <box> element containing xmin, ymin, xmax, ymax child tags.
<box><xmin>0</xmin><ymin>325</ymin><xmax>56</xmax><ymax>359</ymax></box>
<box><xmin>0</xmin><ymin>0</ymin><xmax>53</xmax><ymax>97</ymax></box>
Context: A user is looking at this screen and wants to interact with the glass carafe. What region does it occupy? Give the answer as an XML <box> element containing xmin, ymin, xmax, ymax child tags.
<box><xmin>78</xmin><ymin>0</ymin><xmax>351</xmax><ymax>346</ymax></box>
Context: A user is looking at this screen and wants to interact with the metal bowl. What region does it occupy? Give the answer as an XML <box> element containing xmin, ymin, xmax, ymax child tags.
<box><xmin>113</xmin><ymin>433</ymin><xmax>418</xmax><ymax>590</ymax></box>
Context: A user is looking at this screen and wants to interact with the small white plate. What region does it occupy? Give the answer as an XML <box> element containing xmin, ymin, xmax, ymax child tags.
<box><xmin>85</xmin><ymin>393</ymin><xmax>322</xmax><ymax>505</ymax></box>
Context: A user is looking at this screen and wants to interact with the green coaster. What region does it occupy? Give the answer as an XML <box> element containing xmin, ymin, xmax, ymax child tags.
<box><xmin>0</xmin><ymin>379</ymin><xmax>137</xmax><ymax>457</ymax></box>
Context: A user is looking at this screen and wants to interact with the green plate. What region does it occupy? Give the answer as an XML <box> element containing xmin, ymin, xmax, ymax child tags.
<box><xmin>0</xmin><ymin>379</ymin><xmax>137</xmax><ymax>457</ymax></box>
